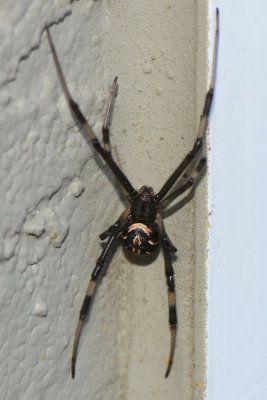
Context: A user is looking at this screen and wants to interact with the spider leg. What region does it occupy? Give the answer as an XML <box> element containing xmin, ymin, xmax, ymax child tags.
<box><xmin>155</xmin><ymin>9</ymin><xmax>219</xmax><ymax>203</ymax></box>
<box><xmin>157</xmin><ymin>213</ymin><xmax>177</xmax><ymax>378</ymax></box>
<box><xmin>157</xmin><ymin>213</ymin><xmax>177</xmax><ymax>254</ymax></box>
<box><xmin>71</xmin><ymin>212</ymin><xmax>130</xmax><ymax>379</ymax></box>
<box><xmin>99</xmin><ymin>208</ymin><xmax>130</xmax><ymax>240</ymax></box>
<box><xmin>46</xmin><ymin>27</ymin><xmax>137</xmax><ymax>200</ymax></box>
<box><xmin>101</xmin><ymin>77</ymin><xmax>130</xmax><ymax>198</ymax></box>
<box><xmin>159</xmin><ymin>156</ymin><xmax>207</xmax><ymax>209</ymax></box>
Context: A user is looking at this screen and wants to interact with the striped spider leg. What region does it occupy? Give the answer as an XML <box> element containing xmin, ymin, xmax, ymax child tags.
<box><xmin>46</xmin><ymin>26</ymin><xmax>137</xmax><ymax>201</ymax></box>
<box><xmin>153</xmin><ymin>9</ymin><xmax>219</xmax><ymax>375</ymax></box>
<box><xmin>155</xmin><ymin>8</ymin><xmax>219</xmax><ymax>207</ymax></box>
<box><xmin>71</xmin><ymin>209</ymin><xmax>131</xmax><ymax>378</ymax></box>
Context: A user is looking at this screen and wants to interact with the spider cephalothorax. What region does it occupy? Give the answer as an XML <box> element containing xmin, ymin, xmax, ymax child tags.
<box><xmin>46</xmin><ymin>8</ymin><xmax>219</xmax><ymax>380</ymax></box>
<box><xmin>130</xmin><ymin>186</ymin><xmax>158</xmax><ymax>221</ymax></box>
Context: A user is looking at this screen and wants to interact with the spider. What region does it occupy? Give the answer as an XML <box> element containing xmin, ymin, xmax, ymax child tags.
<box><xmin>45</xmin><ymin>8</ymin><xmax>219</xmax><ymax>379</ymax></box>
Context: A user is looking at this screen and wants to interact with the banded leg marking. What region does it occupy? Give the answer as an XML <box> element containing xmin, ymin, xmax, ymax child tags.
<box><xmin>165</xmin><ymin>276</ymin><xmax>177</xmax><ymax>378</ymax></box>
<box><xmin>157</xmin><ymin>213</ymin><xmax>178</xmax><ymax>378</ymax></box>
<box><xmin>71</xmin><ymin>270</ymin><xmax>99</xmax><ymax>378</ymax></box>
<box><xmin>71</xmin><ymin>213</ymin><xmax>129</xmax><ymax>379</ymax></box>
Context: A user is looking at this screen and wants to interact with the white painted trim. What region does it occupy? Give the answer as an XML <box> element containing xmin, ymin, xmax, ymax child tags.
<box><xmin>207</xmin><ymin>1</ymin><xmax>267</xmax><ymax>398</ymax></box>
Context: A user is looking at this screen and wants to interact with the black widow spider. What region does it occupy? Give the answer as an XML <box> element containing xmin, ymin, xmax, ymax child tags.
<box><xmin>46</xmin><ymin>9</ymin><xmax>219</xmax><ymax>379</ymax></box>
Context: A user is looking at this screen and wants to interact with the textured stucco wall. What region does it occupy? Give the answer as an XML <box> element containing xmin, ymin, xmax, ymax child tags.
<box><xmin>0</xmin><ymin>1</ymin><xmax>211</xmax><ymax>399</ymax></box>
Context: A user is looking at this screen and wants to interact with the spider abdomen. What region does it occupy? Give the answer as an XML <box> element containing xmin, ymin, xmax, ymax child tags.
<box><xmin>122</xmin><ymin>222</ymin><xmax>159</xmax><ymax>255</ymax></box>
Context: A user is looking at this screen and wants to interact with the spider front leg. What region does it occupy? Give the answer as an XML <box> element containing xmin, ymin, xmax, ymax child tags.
<box><xmin>101</xmin><ymin>77</ymin><xmax>130</xmax><ymax>198</ymax></box>
<box><xmin>46</xmin><ymin>27</ymin><xmax>137</xmax><ymax>200</ymax></box>
<box><xmin>157</xmin><ymin>214</ymin><xmax>177</xmax><ymax>378</ymax></box>
<box><xmin>155</xmin><ymin>9</ymin><xmax>219</xmax><ymax>204</ymax></box>
<box><xmin>71</xmin><ymin>211</ymin><xmax>130</xmax><ymax>379</ymax></box>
